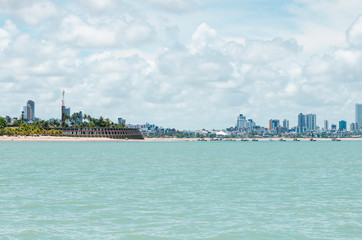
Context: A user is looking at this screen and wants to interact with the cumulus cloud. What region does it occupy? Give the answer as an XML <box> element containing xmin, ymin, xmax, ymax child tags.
<box><xmin>53</xmin><ymin>14</ymin><xmax>155</xmax><ymax>48</ymax></box>
<box><xmin>56</xmin><ymin>14</ymin><xmax>116</xmax><ymax>47</ymax></box>
<box><xmin>0</xmin><ymin>0</ymin><xmax>58</xmax><ymax>25</ymax></box>
<box><xmin>1</xmin><ymin>1</ymin><xmax>362</xmax><ymax>129</ymax></box>
<box><xmin>147</xmin><ymin>0</ymin><xmax>196</xmax><ymax>12</ymax></box>
<box><xmin>347</xmin><ymin>15</ymin><xmax>362</xmax><ymax>48</ymax></box>
<box><xmin>79</xmin><ymin>0</ymin><xmax>119</xmax><ymax>13</ymax></box>
<box><xmin>0</xmin><ymin>26</ymin><xmax>11</xmax><ymax>51</ymax></box>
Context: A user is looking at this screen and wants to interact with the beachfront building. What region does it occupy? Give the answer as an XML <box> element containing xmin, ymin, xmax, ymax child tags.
<box><xmin>339</xmin><ymin>120</ymin><xmax>347</xmax><ymax>132</ymax></box>
<box><xmin>331</xmin><ymin>124</ymin><xmax>337</xmax><ymax>132</ymax></box>
<box><xmin>306</xmin><ymin>113</ymin><xmax>316</xmax><ymax>131</ymax></box>
<box><xmin>269</xmin><ymin>119</ymin><xmax>279</xmax><ymax>131</ymax></box>
<box><xmin>350</xmin><ymin>122</ymin><xmax>358</xmax><ymax>132</ymax></box>
<box><xmin>26</xmin><ymin>100</ymin><xmax>35</xmax><ymax>122</ymax></box>
<box><xmin>236</xmin><ymin>114</ymin><xmax>247</xmax><ymax>130</ymax></box>
<box><xmin>356</xmin><ymin>104</ymin><xmax>362</xmax><ymax>130</ymax></box>
<box><xmin>282</xmin><ymin>119</ymin><xmax>289</xmax><ymax>130</ymax></box>
<box><xmin>297</xmin><ymin>113</ymin><xmax>306</xmax><ymax>133</ymax></box>
<box><xmin>324</xmin><ymin>120</ymin><xmax>329</xmax><ymax>131</ymax></box>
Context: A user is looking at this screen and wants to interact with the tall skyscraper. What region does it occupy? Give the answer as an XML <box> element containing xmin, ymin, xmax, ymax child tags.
<box><xmin>282</xmin><ymin>119</ymin><xmax>289</xmax><ymax>130</ymax></box>
<box><xmin>26</xmin><ymin>100</ymin><xmax>35</xmax><ymax>122</ymax></box>
<box><xmin>236</xmin><ymin>114</ymin><xmax>247</xmax><ymax>129</ymax></box>
<box><xmin>269</xmin><ymin>119</ymin><xmax>279</xmax><ymax>131</ymax></box>
<box><xmin>350</xmin><ymin>123</ymin><xmax>357</xmax><ymax>132</ymax></box>
<box><xmin>324</xmin><ymin>120</ymin><xmax>328</xmax><ymax>131</ymax></box>
<box><xmin>339</xmin><ymin>120</ymin><xmax>347</xmax><ymax>131</ymax></box>
<box><xmin>297</xmin><ymin>113</ymin><xmax>306</xmax><ymax>133</ymax></box>
<box><xmin>306</xmin><ymin>113</ymin><xmax>316</xmax><ymax>131</ymax></box>
<box><xmin>356</xmin><ymin>104</ymin><xmax>362</xmax><ymax>130</ymax></box>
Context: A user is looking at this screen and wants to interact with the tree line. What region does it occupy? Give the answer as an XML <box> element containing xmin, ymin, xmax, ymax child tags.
<box><xmin>0</xmin><ymin>113</ymin><xmax>126</xmax><ymax>136</ymax></box>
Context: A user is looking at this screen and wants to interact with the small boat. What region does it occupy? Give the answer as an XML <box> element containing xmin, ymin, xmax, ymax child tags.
<box><xmin>310</xmin><ymin>138</ymin><xmax>316</xmax><ymax>141</ymax></box>
<box><xmin>293</xmin><ymin>138</ymin><xmax>300</xmax><ymax>141</ymax></box>
<box><xmin>252</xmin><ymin>139</ymin><xmax>258</xmax><ymax>141</ymax></box>
<box><xmin>279</xmin><ymin>138</ymin><xmax>286</xmax><ymax>141</ymax></box>
<box><xmin>332</xmin><ymin>138</ymin><xmax>341</xmax><ymax>141</ymax></box>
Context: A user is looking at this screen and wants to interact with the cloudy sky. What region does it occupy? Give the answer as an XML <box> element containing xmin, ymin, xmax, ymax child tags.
<box><xmin>1</xmin><ymin>0</ymin><xmax>362</xmax><ymax>129</ymax></box>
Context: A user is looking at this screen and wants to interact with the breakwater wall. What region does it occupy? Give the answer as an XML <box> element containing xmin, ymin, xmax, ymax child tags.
<box><xmin>58</xmin><ymin>127</ymin><xmax>144</xmax><ymax>139</ymax></box>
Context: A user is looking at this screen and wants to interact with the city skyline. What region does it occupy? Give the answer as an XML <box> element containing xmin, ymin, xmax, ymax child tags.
<box><xmin>1</xmin><ymin>1</ymin><xmax>362</xmax><ymax>129</ymax></box>
<box><xmin>4</xmin><ymin>97</ymin><xmax>361</xmax><ymax>132</ymax></box>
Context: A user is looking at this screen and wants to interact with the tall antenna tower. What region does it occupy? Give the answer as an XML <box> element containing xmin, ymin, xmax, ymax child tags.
<box><xmin>62</xmin><ymin>90</ymin><xmax>65</xmax><ymax>107</ymax></box>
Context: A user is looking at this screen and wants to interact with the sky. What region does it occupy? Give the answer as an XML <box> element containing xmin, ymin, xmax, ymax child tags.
<box><xmin>1</xmin><ymin>0</ymin><xmax>362</xmax><ymax>130</ymax></box>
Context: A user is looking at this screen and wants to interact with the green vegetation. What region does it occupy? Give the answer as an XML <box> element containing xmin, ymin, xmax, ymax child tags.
<box><xmin>0</xmin><ymin>113</ymin><xmax>126</xmax><ymax>137</ymax></box>
<box><xmin>63</xmin><ymin>112</ymin><xmax>126</xmax><ymax>128</ymax></box>
<box><xmin>0</xmin><ymin>122</ymin><xmax>62</xmax><ymax>136</ymax></box>
<box><xmin>0</xmin><ymin>117</ymin><xmax>7</xmax><ymax>129</ymax></box>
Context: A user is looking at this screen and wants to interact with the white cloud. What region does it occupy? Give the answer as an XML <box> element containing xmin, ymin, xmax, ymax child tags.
<box><xmin>56</xmin><ymin>15</ymin><xmax>116</xmax><ymax>47</ymax></box>
<box><xmin>0</xmin><ymin>0</ymin><xmax>58</xmax><ymax>25</ymax></box>
<box><xmin>0</xmin><ymin>27</ymin><xmax>11</xmax><ymax>51</ymax></box>
<box><xmin>79</xmin><ymin>0</ymin><xmax>118</xmax><ymax>13</ymax></box>
<box><xmin>148</xmin><ymin>0</ymin><xmax>196</xmax><ymax>12</ymax></box>
<box><xmin>1</xmin><ymin>1</ymin><xmax>362</xmax><ymax>128</ymax></box>
<box><xmin>347</xmin><ymin>15</ymin><xmax>362</xmax><ymax>48</ymax></box>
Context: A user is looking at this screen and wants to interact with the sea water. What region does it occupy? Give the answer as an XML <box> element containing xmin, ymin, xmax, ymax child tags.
<box><xmin>0</xmin><ymin>141</ymin><xmax>361</xmax><ymax>239</ymax></box>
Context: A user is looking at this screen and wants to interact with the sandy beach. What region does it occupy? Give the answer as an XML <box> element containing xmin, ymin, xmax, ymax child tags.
<box><xmin>0</xmin><ymin>136</ymin><xmax>361</xmax><ymax>142</ymax></box>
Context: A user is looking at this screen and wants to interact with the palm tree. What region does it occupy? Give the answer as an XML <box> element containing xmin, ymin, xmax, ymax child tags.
<box><xmin>0</xmin><ymin>117</ymin><xmax>7</xmax><ymax>129</ymax></box>
<box><xmin>105</xmin><ymin>118</ymin><xmax>111</xmax><ymax>127</ymax></box>
<box><xmin>5</xmin><ymin>116</ymin><xmax>11</xmax><ymax>125</ymax></box>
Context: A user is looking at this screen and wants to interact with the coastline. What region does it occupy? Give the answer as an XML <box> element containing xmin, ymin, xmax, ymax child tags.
<box><xmin>1</xmin><ymin>136</ymin><xmax>362</xmax><ymax>142</ymax></box>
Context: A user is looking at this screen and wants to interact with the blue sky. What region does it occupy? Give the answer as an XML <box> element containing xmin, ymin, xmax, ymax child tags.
<box><xmin>0</xmin><ymin>0</ymin><xmax>362</xmax><ymax>129</ymax></box>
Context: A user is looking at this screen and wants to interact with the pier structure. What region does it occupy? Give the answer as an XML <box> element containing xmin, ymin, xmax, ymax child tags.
<box><xmin>59</xmin><ymin>127</ymin><xmax>144</xmax><ymax>139</ymax></box>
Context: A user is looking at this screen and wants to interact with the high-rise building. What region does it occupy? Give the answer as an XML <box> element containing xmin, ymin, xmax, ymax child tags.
<box><xmin>64</xmin><ymin>107</ymin><xmax>70</xmax><ymax>117</ymax></box>
<box><xmin>236</xmin><ymin>114</ymin><xmax>247</xmax><ymax>129</ymax></box>
<box><xmin>297</xmin><ymin>113</ymin><xmax>306</xmax><ymax>133</ymax></box>
<box><xmin>282</xmin><ymin>119</ymin><xmax>289</xmax><ymax>130</ymax></box>
<box><xmin>306</xmin><ymin>113</ymin><xmax>316</xmax><ymax>131</ymax></box>
<box><xmin>76</xmin><ymin>111</ymin><xmax>83</xmax><ymax>124</ymax></box>
<box><xmin>339</xmin><ymin>120</ymin><xmax>347</xmax><ymax>131</ymax></box>
<box><xmin>246</xmin><ymin>119</ymin><xmax>255</xmax><ymax>129</ymax></box>
<box><xmin>350</xmin><ymin>123</ymin><xmax>358</xmax><ymax>132</ymax></box>
<box><xmin>356</xmin><ymin>104</ymin><xmax>362</xmax><ymax>130</ymax></box>
<box><xmin>118</xmin><ymin>118</ymin><xmax>126</xmax><ymax>125</ymax></box>
<box><xmin>26</xmin><ymin>100</ymin><xmax>35</xmax><ymax>122</ymax></box>
<box><xmin>331</xmin><ymin>124</ymin><xmax>337</xmax><ymax>132</ymax></box>
<box><xmin>269</xmin><ymin>119</ymin><xmax>279</xmax><ymax>131</ymax></box>
<box><xmin>324</xmin><ymin>120</ymin><xmax>329</xmax><ymax>131</ymax></box>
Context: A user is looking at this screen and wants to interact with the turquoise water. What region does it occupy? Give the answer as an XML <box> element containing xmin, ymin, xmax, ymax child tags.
<box><xmin>0</xmin><ymin>141</ymin><xmax>361</xmax><ymax>239</ymax></box>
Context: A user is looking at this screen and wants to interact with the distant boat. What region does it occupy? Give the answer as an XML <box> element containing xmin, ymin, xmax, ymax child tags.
<box><xmin>252</xmin><ymin>139</ymin><xmax>258</xmax><ymax>141</ymax></box>
<box><xmin>293</xmin><ymin>138</ymin><xmax>300</xmax><ymax>141</ymax></box>
<box><xmin>310</xmin><ymin>138</ymin><xmax>316</xmax><ymax>141</ymax></box>
<box><xmin>332</xmin><ymin>138</ymin><xmax>341</xmax><ymax>141</ymax></box>
<box><xmin>279</xmin><ymin>138</ymin><xmax>286</xmax><ymax>141</ymax></box>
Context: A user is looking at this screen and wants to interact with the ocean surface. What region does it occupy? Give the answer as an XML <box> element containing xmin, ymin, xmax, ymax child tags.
<box><xmin>0</xmin><ymin>141</ymin><xmax>361</xmax><ymax>239</ymax></box>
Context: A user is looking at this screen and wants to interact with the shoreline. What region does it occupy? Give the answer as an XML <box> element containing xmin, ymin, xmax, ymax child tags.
<box><xmin>1</xmin><ymin>136</ymin><xmax>362</xmax><ymax>142</ymax></box>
